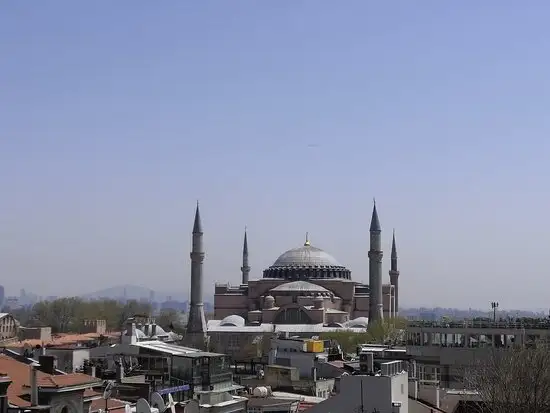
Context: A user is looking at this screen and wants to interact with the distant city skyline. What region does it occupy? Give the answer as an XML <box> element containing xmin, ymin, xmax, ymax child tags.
<box><xmin>3</xmin><ymin>2</ymin><xmax>550</xmax><ymax>309</ymax></box>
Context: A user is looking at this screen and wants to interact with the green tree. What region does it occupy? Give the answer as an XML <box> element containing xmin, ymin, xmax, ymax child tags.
<box><xmin>464</xmin><ymin>342</ymin><xmax>550</xmax><ymax>413</ymax></box>
<box><xmin>31</xmin><ymin>297</ymin><xmax>83</xmax><ymax>333</ymax></box>
<box><xmin>28</xmin><ymin>298</ymin><xmax>152</xmax><ymax>334</ymax></box>
<box><xmin>364</xmin><ymin>317</ymin><xmax>407</xmax><ymax>345</ymax></box>
<box><xmin>157</xmin><ymin>308</ymin><xmax>185</xmax><ymax>333</ymax></box>
<box><xmin>320</xmin><ymin>317</ymin><xmax>407</xmax><ymax>354</ymax></box>
<box><xmin>320</xmin><ymin>331</ymin><xmax>367</xmax><ymax>354</ymax></box>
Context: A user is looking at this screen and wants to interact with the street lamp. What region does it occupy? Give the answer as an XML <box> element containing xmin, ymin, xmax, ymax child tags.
<box><xmin>491</xmin><ymin>302</ymin><xmax>499</xmax><ymax>323</ymax></box>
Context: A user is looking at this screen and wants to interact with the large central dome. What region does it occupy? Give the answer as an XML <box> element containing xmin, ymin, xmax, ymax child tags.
<box><xmin>272</xmin><ymin>245</ymin><xmax>342</xmax><ymax>267</ymax></box>
<box><xmin>263</xmin><ymin>237</ymin><xmax>351</xmax><ymax>280</ymax></box>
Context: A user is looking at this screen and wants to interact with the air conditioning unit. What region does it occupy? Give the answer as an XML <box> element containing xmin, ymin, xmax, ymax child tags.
<box><xmin>392</xmin><ymin>401</ymin><xmax>402</xmax><ymax>413</ymax></box>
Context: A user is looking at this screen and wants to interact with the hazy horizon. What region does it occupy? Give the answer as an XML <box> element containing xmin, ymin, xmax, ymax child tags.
<box><xmin>3</xmin><ymin>2</ymin><xmax>550</xmax><ymax>309</ymax></box>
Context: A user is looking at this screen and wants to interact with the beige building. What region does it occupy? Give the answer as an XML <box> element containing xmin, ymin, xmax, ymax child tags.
<box><xmin>0</xmin><ymin>313</ymin><xmax>18</xmax><ymax>341</ymax></box>
<box><xmin>406</xmin><ymin>318</ymin><xmax>550</xmax><ymax>389</ymax></box>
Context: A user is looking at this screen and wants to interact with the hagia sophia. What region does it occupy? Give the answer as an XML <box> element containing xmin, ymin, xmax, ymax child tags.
<box><xmin>183</xmin><ymin>201</ymin><xmax>401</xmax><ymax>351</ymax></box>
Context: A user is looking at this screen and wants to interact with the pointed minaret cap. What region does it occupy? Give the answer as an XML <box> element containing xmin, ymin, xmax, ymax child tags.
<box><xmin>391</xmin><ymin>229</ymin><xmax>397</xmax><ymax>259</ymax></box>
<box><xmin>370</xmin><ymin>198</ymin><xmax>381</xmax><ymax>232</ymax></box>
<box><xmin>193</xmin><ymin>201</ymin><xmax>203</xmax><ymax>233</ymax></box>
<box><xmin>243</xmin><ymin>226</ymin><xmax>248</xmax><ymax>255</ymax></box>
<box><xmin>304</xmin><ymin>232</ymin><xmax>311</xmax><ymax>247</ymax></box>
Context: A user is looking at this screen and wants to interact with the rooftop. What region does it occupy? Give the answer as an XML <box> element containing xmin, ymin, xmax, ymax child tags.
<box><xmin>8</xmin><ymin>332</ymin><xmax>120</xmax><ymax>349</ymax></box>
<box><xmin>131</xmin><ymin>340</ymin><xmax>200</xmax><ymax>356</ymax></box>
<box><xmin>207</xmin><ymin>321</ymin><xmax>367</xmax><ymax>334</ymax></box>
<box><xmin>247</xmin><ymin>397</ymin><xmax>299</xmax><ymax>408</ymax></box>
<box><xmin>408</xmin><ymin>318</ymin><xmax>550</xmax><ymax>330</ymax></box>
<box><xmin>0</xmin><ymin>354</ymin><xmax>101</xmax><ymax>407</ymax></box>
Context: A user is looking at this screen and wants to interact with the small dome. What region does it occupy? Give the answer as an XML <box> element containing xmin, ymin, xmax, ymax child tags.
<box><xmin>270</xmin><ymin>281</ymin><xmax>330</xmax><ymax>294</ymax></box>
<box><xmin>347</xmin><ymin>317</ymin><xmax>369</xmax><ymax>328</ymax></box>
<box><xmin>220</xmin><ymin>315</ymin><xmax>246</xmax><ymax>327</ymax></box>
<box><xmin>264</xmin><ymin>295</ymin><xmax>275</xmax><ymax>310</ymax></box>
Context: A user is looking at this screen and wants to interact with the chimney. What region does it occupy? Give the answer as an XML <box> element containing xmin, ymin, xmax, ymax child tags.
<box><xmin>366</xmin><ymin>353</ymin><xmax>374</xmax><ymax>374</ymax></box>
<box><xmin>151</xmin><ymin>324</ymin><xmax>157</xmax><ymax>337</ymax></box>
<box><xmin>116</xmin><ymin>363</ymin><xmax>124</xmax><ymax>382</ymax></box>
<box><xmin>91</xmin><ymin>365</ymin><xmax>96</xmax><ymax>378</ymax></box>
<box><xmin>436</xmin><ymin>386</ymin><xmax>440</xmax><ymax>409</ymax></box>
<box><xmin>311</xmin><ymin>367</ymin><xmax>317</xmax><ymax>382</ymax></box>
<box><xmin>30</xmin><ymin>365</ymin><xmax>38</xmax><ymax>406</ymax></box>
<box><xmin>38</xmin><ymin>355</ymin><xmax>56</xmax><ymax>375</ymax></box>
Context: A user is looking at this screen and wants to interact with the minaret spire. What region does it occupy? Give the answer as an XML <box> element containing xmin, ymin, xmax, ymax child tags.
<box><xmin>304</xmin><ymin>232</ymin><xmax>310</xmax><ymax>247</ymax></box>
<box><xmin>185</xmin><ymin>202</ymin><xmax>208</xmax><ymax>350</ymax></box>
<box><xmin>389</xmin><ymin>229</ymin><xmax>400</xmax><ymax>315</ymax></box>
<box><xmin>241</xmin><ymin>227</ymin><xmax>250</xmax><ymax>284</ymax></box>
<box><xmin>370</xmin><ymin>198</ymin><xmax>381</xmax><ymax>232</ymax></box>
<box><xmin>368</xmin><ymin>199</ymin><xmax>384</xmax><ymax>327</ymax></box>
<box><xmin>193</xmin><ymin>201</ymin><xmax>202</xmax><ymax>233</ymax></box>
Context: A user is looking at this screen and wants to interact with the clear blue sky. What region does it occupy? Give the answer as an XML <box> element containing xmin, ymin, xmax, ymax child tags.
<box><xmin>2</xmin><ymin>1</ymin><xmax>550</xmax><ymax>309</ymax></box>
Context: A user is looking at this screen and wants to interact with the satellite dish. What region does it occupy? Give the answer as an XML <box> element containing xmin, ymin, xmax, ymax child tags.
<box><xmin>150</xmin><ymin>393</ymin><xmax>166</xmax><ymax>412</ymax></box>
<box><xmin>183</xmin><ymin>400</ymin><xmax>199</xmax><ymax>413</ymax></box>
<box><xmin>136</xmin><ymin>398</ymin><xmax>152</xmax><ymax>413</ymax></box>
<box><xmin>166</xmin><ymin>393</ymin><xmax>176</xmax><ymax>413</ymax></box>
<box><xmin>103</xmin><ymin>380</ymin><xmax>116</xmax><ymax>400</ymax></box>
<box><xmin>124</xmin><ymin>405</ymin><xmax>132</xmax><ymax>413</ymax></box>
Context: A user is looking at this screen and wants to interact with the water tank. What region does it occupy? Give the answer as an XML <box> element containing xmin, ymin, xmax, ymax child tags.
<box><xmin>253</xmin><ymin>386</ymin><xmax>268</xmax><ymax>397</ymax></box>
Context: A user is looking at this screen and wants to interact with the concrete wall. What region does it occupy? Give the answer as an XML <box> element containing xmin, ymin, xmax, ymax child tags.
<box><xmin>19</xmin><ymin>326</ymin><xmax>52</xmax><ymax>341</ymax></box>
<box><xmin>306</xmin><ymin>373</ymin><xmax>408</xmax><ymax>413</ymax></box>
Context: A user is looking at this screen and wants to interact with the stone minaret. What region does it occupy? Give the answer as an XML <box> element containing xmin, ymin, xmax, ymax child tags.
<box><xmin>368</xmin><ymin>200</ymin><xmax>384</xmax><ymax>326</ymax></box>
<box><xmin>241</xmin><ymin>227</ymin><xmax>250</xmax><ymax>284</ymax></box>
<box><xmin>389</xmin><ymin>229</ymin><xmax>400</xmax><ymax>315</ymax></box>
<box><xmin>185</xmin><ymin>203</ymin><xmax>208</xmax><ymax>350</ymax></box>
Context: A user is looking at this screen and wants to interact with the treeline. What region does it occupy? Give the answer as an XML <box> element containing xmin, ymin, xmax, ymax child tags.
<box><xmin>320</xmin><ymin>317</ymin><xmax>407</xmax><ymax>354</ymax></box>
<box><xmin>8</xmin><ymin>297</ymin><xmax>185</xmax><ymax>334</ymax></box>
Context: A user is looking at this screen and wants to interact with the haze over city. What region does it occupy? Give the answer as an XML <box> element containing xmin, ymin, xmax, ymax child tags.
<box><xmin>2</xmin><ymin>1</ymin><xmax>550</xmax><ymax>309</ymax></box>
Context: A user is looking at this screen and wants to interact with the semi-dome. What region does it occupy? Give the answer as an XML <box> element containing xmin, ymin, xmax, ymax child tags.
<box><xmin>347</xmin><ymin>317</ymin><xmax>369</xmax><ymax>328</ymax></box>
<box><xmin>263</xmin><ymin>236</ymin><xmax>351</xmax><ymax>281</ymax></box>
<box><xmin>270</xmin><ymin>281</ymin><xmax>330</xmax><ymax>294</ymax></box>
<box><xmin>220</xmin><ymin>315</ymin><xmax>246</xmax><ymax>327</ymax></box>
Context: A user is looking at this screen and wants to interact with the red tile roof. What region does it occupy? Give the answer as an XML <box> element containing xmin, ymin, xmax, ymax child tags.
<box><xmin>7</xmin><ymin>332</ymin><xmax>121</xmax><ymax>349</ymax></box>
<box><xmin>0</xmin><ymin>354</ymin><xmax>102</xmax><ymax>407</ymax></box>
<box><xmin>89</xmin><ymin>397</ymin><xmax>128</xmax><ymax>413</ymax></box>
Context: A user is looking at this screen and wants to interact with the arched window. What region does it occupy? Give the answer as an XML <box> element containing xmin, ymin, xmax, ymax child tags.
<box><xmin>274</xmin><ymin>308</ymin><xmax>312</xmax><ymax>324</ymax></box>
<box><xmin>61</xmin><ymin>406</ymin><xmax>69</xmax><ymax>413</ymax></box>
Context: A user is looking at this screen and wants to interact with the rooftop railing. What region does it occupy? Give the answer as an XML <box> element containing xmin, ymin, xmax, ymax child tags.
<box><xmin>407</xmin><ymin>318</ymin><xmax>550</xmax><ymax>330</ymax></box>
